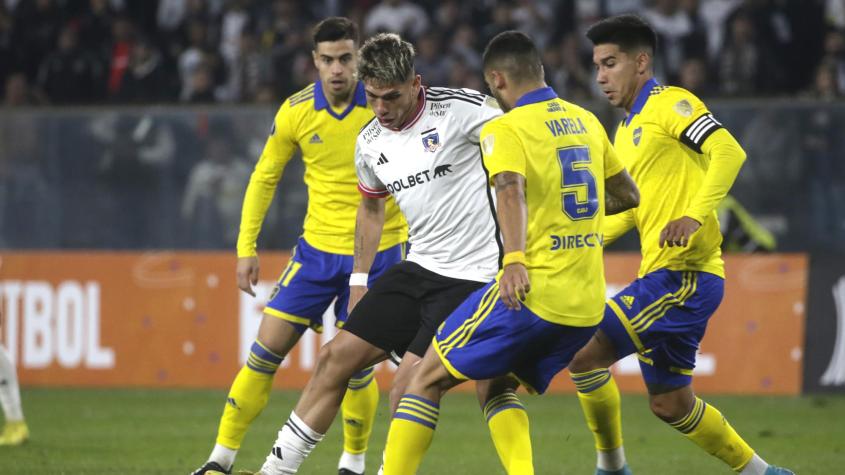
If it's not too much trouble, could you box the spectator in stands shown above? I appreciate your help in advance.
[185,65,217,103]
[77,0,116,58]
[642,0,694,82]
[678,58,714,97]
[114,37,175,103]
[11,0,63,79]
[414,32,449,86]
[37,25,105,104]
[3,72,45,106]
[364,0,429,40]
[823,28,845,95]
[106,15,135,99]
[225,27,274,102]
[718,11,780,96]
[802,58,845,246]
[181,132,250,248]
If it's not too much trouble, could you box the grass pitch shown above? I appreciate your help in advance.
[2,388,842,474]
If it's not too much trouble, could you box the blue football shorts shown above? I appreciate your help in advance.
[601,269,724,388]
[263,236,405,333]
[434,281,597,394]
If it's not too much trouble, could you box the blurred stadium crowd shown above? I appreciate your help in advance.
[0,0,844,253]
[2,0,845,106]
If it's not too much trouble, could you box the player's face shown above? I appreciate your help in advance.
[364,74,421,129]
[593,43,641,110]
[313,39,358,98]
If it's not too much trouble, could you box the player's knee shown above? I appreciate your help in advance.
[568,350,604,374]
[314,340,359,382]
[649,394,688,422]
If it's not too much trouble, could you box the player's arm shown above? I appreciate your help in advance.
[604,169,639,215]
[599,121,639,242]
[349,142,390,312]
[494,171,530,311]
[660,94,746,247]
[235,104,297,295]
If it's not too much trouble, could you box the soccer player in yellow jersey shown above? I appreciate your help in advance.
[381,31,639,475]
[190,18,407,475]
[567,15,793,475]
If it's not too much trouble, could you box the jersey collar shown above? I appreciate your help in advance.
[313,80,367,120]
[515,86,558,107]
[624,77,659,126]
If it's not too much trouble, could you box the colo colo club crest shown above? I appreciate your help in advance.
[421,130,441,152]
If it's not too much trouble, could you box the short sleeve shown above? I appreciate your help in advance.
[480,119,526,185]
[655,89,724,154]
[355,140,389,198]
[463,93,503,144]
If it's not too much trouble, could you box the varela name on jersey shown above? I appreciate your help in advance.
[237,81,407,258]
[481,87,625,327]
[356,86,503,283]
[611,79,736,278]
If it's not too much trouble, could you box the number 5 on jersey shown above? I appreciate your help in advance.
[557,146,598,220]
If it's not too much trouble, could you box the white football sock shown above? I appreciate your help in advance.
[0,345,24,421]
[597,446,627,471]
[338,451,365,474]
[740,454,769,475]
[209,443,237,471]
[260,411,324,474]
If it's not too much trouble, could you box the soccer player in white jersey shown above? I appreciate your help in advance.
[0,307,28,446]
[254,33,535,475]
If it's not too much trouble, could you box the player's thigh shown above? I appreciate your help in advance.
[256,312,303,356]
[405,343,462,395]
[317,329,389,378]
[266,238,348,333]
[638,272,724,391]
[600,269,700,360]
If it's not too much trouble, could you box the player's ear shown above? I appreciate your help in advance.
[636,50,650,75]
[312,50,319,68]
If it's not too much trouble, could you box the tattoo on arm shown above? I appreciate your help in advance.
[605,170,639,216]
[494,172,523,193]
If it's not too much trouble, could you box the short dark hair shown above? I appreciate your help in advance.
[586,14,657,54]
[312,17,359,47]
[359,33,415,86]
[482,31,543,83]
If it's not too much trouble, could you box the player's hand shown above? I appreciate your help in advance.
[236,256,260,296]
[659,216,701,248]
[348,285,368,314]
[499,263,530,311]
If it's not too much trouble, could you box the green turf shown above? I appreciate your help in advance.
[1,388,842,474]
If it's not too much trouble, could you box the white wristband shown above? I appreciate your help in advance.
[349,272,369,287]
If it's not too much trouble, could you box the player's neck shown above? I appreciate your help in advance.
[325,90,353,111]
[511,81,548,106]
[623,74,653,113]
[394,87,424,130]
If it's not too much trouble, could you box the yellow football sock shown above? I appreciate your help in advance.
[669,397,755,472]
[383,394,439,475]
[572,369,624,451]
[216,341,282,449]
[484,392,533,475]
[341,366,379,455]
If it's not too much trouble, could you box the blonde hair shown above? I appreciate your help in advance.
[358,33,416,85]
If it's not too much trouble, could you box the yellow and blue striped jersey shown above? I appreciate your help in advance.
[237,81,407,257]
[480,87,625,327]
[609,78,744,278]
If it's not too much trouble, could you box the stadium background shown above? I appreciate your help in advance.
[0,0,844,473]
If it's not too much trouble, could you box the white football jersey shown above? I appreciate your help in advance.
[356,86,502,282]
